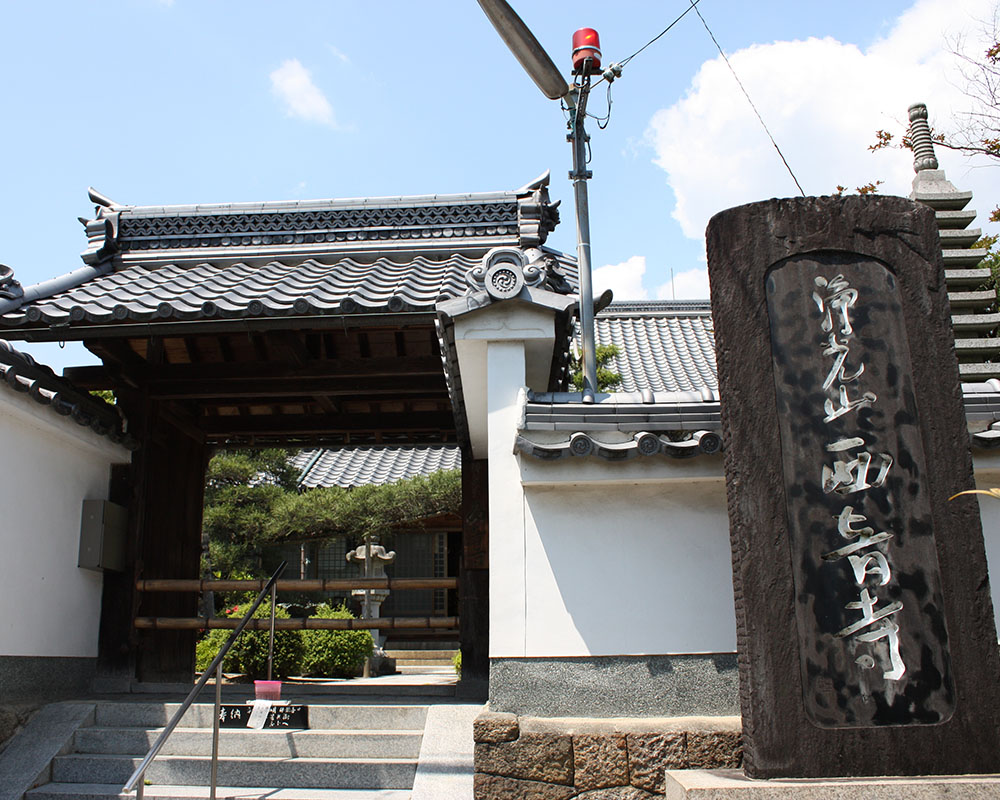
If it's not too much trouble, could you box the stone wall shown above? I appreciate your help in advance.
[0,703,37,754]
[473,711,742,799]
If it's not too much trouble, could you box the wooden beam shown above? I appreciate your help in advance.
[152,356,442,381]
[67,356,444,391]
[136,615,459,631]
[200,410,455,438]
[148,374,446,400]
[63,365,114,389]
[138,577,458,592]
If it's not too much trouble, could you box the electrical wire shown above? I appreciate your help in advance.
[584,0,705,127]
[689,2,806,196]
[619,0,703,69]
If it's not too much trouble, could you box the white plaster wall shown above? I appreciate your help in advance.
[0,390,129,658]
[971,452,1000,640]
[520,478,735,656]
[491,449,1000,659]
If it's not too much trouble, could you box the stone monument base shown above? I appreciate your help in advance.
[665,769,1000,799]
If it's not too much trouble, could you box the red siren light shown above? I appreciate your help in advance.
[572,28,602,74]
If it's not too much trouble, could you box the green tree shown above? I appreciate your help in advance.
[569,344,622,392]
[202,449,296,577]
[267,469,462,545]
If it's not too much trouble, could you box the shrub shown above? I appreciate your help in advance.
[453,650,462,677]
[195,602,304,680]
[301,604,374,678]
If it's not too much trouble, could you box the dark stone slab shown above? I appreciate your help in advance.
[0,656,96,702]
[489,654,738,717]
[707,195,1000,778]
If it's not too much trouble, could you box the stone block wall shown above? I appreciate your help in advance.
[473,711,742,799]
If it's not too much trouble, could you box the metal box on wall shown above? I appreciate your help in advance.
[78,499,127,572]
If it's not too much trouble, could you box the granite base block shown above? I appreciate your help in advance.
[474,710,742,799]
[664,770,1000,799]
[490,655,739,718]
[0,656,96,703]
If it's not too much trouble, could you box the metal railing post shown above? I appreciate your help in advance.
[122,560,287,796]
[267,581,276,681]
[211,661,221,800]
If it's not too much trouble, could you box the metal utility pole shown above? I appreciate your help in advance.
[565,78,597,399]
[478,0,613,400]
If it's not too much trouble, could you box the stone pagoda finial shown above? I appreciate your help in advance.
[908,103,939,172]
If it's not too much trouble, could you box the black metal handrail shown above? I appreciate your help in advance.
[122,560,288,798]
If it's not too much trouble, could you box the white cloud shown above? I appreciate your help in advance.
[592,255,649,300]
[270,59,339,129]
[656,268,710,301]
[646,0,998,246]
[327,44,351,64]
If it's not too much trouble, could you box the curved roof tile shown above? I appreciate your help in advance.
[291,445,460,489]
[592,301,716,393]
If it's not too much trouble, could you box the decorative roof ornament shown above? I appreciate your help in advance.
[465,246,570,300]
[908,103,939,172]
[0,265,23,302]
[80,187,124,266]
[515,171,560,248]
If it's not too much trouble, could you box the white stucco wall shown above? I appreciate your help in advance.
[970,451,1000,640]
[453,300,1000,662]
[0,389,129,658]
[520,475,734,656]
[496,446,1000,658]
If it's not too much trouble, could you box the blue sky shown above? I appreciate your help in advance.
[1,0,995,372]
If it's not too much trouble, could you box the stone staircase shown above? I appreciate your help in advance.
[384,650,458,672]
[25,699,428,799]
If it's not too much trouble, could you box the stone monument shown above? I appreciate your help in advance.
[706,193,1000,778]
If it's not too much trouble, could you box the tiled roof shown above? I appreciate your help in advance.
[0,175,572,333]
[0,340,136,448]
[0,255,476,328]
[592,301,716,393]
[291,445,460,488]
[80,176,560,268]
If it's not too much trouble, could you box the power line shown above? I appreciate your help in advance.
[619,0,703,68]
[689,2,806,196]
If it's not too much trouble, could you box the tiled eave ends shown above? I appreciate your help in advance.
[518,383,1000,461]
[0,340,136,448]
[516,430,722,461]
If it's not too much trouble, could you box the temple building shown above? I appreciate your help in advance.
[2,103,1000,796]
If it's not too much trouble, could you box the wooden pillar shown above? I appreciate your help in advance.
[458,449,489,698]
[104,384,208,685]
[95,462,137,683]
[135,400,207,683]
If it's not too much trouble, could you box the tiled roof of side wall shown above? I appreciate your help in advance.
[592,301,716,393]
[0,340,136,448]
[290,445,460,489]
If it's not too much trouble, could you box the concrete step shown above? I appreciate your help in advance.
[95,703,428,731]
[128,681,455,698]
[27,784,411,799]
[384,650,457,667]
[74,727,423,758]
[51,754,417,789]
